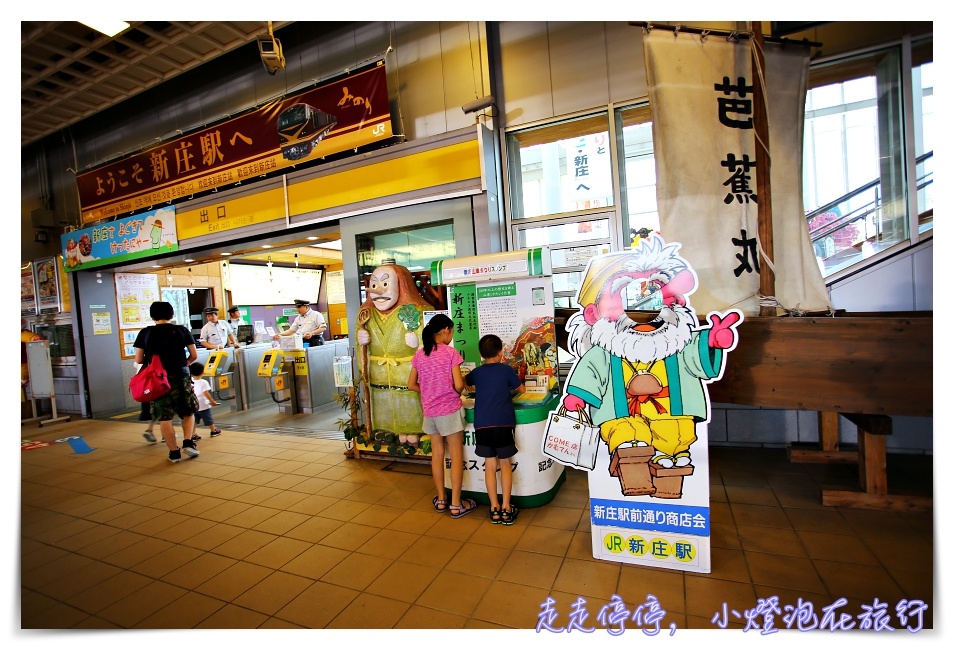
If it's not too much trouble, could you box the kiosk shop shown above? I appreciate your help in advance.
[431,248,565,507]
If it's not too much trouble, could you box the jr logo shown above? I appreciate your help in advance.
[603,533,624,553]
[372,124,386,136]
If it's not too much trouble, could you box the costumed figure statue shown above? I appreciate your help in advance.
[561,234,742,498]
[356,263,431,450]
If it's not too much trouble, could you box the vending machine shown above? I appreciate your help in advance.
[430,247,565,508]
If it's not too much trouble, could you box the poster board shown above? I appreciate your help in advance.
[326,269,346,304]
[114,273,160,329]
[21,263,37,316]
[34,257,61,314]
[435,249,557,379]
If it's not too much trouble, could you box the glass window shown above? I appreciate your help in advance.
[507,114,614,219]
[912,40,933,234]
[514,217,612,307]
[355,221,456,303]
[515,218,611,248]
[615,103,659,248]
[803,47,907,277]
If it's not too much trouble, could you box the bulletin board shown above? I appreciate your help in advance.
[115,272,159,359]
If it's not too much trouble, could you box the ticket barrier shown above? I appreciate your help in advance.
[203,351,235,401]
[257,350,296,414]
[288,341,345,414]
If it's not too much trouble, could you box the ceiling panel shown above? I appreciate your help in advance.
[21,20,292,147]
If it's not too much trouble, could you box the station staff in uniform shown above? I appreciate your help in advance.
[273,299,326,344]
[199,307,239,349]
[226,306,246,328]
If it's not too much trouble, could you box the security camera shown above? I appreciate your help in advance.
[462,95,496,115]
[258,37,286,75]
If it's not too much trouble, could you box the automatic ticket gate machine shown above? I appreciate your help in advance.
[203,351,235,402]
[257,350,296,414]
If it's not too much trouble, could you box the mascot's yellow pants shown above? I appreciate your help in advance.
[600,415,697,461]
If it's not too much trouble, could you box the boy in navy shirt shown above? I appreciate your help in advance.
[465,334,526,524]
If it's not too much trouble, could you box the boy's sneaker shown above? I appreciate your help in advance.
[182,439,200,458]
[210,429,222,437]
[168,448,182,463]
[191,433,202,442]
[143,431,157,444]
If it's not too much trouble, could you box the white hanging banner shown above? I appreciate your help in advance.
[644,29,831,316]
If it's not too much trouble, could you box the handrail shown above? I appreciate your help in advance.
[805,151,933,246]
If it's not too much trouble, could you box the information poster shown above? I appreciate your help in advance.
[21,263,37,316]
[92,313,112,335]
[34,257,61,314]
[121,330,140,359]
[326,270,346,304]
[453,279,557,381]
[115,273,161,329]
[333,356,353,387]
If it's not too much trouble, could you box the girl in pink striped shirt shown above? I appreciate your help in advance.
[408,313,477,519]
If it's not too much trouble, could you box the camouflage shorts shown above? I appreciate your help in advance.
[150,375,199,421]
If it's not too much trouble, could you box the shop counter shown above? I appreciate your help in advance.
[458,392,565,508]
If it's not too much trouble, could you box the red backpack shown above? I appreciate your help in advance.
[129,335,172,402]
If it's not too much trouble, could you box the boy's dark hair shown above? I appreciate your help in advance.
[150,301,174,321]
[189,362,205,377]
[478,334,503,360]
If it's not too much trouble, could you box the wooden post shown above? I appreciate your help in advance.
[751,21,777,317]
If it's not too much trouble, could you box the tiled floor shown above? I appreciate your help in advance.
[20,410,934,631]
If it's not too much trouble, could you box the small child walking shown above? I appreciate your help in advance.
[465,334,526,524]
[408,313,477,519]
[189,362,221,440]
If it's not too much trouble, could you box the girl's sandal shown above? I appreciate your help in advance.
[500,505,519,526]
[432,496,449,513]
[490,508,502,524]
[449,498,478,519]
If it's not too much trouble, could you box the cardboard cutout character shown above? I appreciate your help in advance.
[555,234,742,498]
[356,264,431,445]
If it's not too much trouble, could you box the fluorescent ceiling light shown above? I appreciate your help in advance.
[79,20,130,37]
[311,239,342,250]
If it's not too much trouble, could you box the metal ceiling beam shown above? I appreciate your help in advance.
[21,21,294,148]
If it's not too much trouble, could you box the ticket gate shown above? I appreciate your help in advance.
[287,343,341,414]
[257,350,296,414]
[203,351,235,401]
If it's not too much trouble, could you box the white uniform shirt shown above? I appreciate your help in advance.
[286,308,325,337]
[227,317,247,328]
[199,320,233,347]
[192,376,213,411]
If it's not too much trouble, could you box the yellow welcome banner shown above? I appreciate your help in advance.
[288,140,480,214]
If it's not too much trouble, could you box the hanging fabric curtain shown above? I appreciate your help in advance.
[643,28,831,316]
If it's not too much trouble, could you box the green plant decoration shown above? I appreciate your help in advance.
[397,304,421,331]
[334,389,428,458]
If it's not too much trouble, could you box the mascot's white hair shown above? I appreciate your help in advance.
[615,235,688,288]
[567,235,696,360]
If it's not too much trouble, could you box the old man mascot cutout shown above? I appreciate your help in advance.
[553,234,742,502]
[356,263,431,454]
